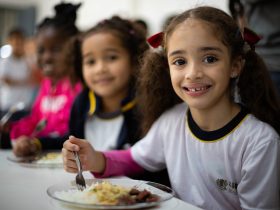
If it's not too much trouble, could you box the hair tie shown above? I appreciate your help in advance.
[147,32,164,48]
[243,27,261,51]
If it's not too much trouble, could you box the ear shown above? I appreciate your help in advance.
[230,56,243,78]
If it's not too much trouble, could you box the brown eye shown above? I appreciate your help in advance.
[106,54,118,61]
[204,56,218,63]
[83,58,95,66]
[173,58,186,66]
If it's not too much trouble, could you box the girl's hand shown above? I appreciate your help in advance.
[12,136,39,157]
[62,136,106,174]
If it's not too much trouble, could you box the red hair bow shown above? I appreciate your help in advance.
[147,32,164,48]
[243,27,262,49]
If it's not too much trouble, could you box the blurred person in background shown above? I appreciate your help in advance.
[65,15,170,186]
[24,36,44,101]
[0,28,35,120]
[234,0,280,96]
[10,2,82,157]
[229,0,246,29]
[0,28,37,149]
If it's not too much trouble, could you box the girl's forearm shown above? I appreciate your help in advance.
[92,149,144,178]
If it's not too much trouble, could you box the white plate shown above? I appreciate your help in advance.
[47,178,175,209]
[7,151,63,168]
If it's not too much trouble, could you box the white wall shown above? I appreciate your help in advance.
[0,0,229,35]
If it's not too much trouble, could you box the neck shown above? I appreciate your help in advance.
[101,90,128,113]
[190,101,240,131]
[50,75,65,87]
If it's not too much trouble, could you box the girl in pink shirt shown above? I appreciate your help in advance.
[11,3,82,157]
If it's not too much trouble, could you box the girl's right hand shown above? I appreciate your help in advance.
[62,136,106,174]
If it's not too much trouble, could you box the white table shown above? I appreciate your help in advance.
[0,149,202,210]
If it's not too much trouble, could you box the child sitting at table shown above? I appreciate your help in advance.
[68,16,148,151]
[62,6,280,210]
[65,16,170,185]
[10,2,82,157]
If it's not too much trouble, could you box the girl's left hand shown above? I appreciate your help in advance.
[12,136,40,157]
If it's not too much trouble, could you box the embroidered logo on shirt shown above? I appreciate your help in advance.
[216,178,238,194]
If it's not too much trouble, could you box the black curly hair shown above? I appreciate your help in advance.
[37,2,81,37]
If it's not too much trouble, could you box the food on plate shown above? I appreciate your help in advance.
[55,181,159,205]
[36,152,62,164]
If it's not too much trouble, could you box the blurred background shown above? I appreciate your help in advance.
[0,0,228,46]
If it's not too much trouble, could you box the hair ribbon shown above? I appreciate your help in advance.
[243,27,261,51]
[148,28,261,52]
[147,32,164,48]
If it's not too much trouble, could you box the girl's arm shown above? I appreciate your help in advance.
[10,84,43,140]
[92,149,145,178]
[62,136,144,176]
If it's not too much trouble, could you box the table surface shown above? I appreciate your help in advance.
[0,149,202,210]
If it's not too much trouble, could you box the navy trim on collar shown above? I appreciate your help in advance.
[188,106,248,141]
[88,90,136,116]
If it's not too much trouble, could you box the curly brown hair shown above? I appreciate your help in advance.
[138,6,280,134]
[136,50,182,135]
[68,16,149,91]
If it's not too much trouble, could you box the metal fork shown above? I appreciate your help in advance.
[73,151,86,191]
[30,119,47,138]
[0,102,25,126]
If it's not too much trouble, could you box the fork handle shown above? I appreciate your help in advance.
[73,151,82,172]
[0,112,12,126]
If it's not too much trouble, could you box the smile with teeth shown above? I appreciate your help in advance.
[184,85,210,92]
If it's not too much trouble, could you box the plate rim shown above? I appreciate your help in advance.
[7,151,63,168]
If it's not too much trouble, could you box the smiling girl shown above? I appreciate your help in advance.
[67,16,149,150]
[10,3,82,157]
[62,6,280,210]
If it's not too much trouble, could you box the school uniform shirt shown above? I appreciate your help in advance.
[78,89,172,186]
[131,103,280,210]
[69,88,141,150]
[85,113,124,151]
[10,77,82,149]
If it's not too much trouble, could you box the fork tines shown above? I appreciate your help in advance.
[73,151,86,191]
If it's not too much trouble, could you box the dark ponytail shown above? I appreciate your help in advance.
[238,50,280,133]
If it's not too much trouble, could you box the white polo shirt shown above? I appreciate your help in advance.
[132,103,280,210]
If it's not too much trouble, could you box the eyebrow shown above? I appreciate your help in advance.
[82,48,119,58]
[82,52,92,59]
[168,46,223,57]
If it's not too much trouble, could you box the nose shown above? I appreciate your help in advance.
[184,62,202,80]
[94,60,107,73]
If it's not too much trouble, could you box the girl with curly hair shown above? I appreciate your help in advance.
[62,6,280,209]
